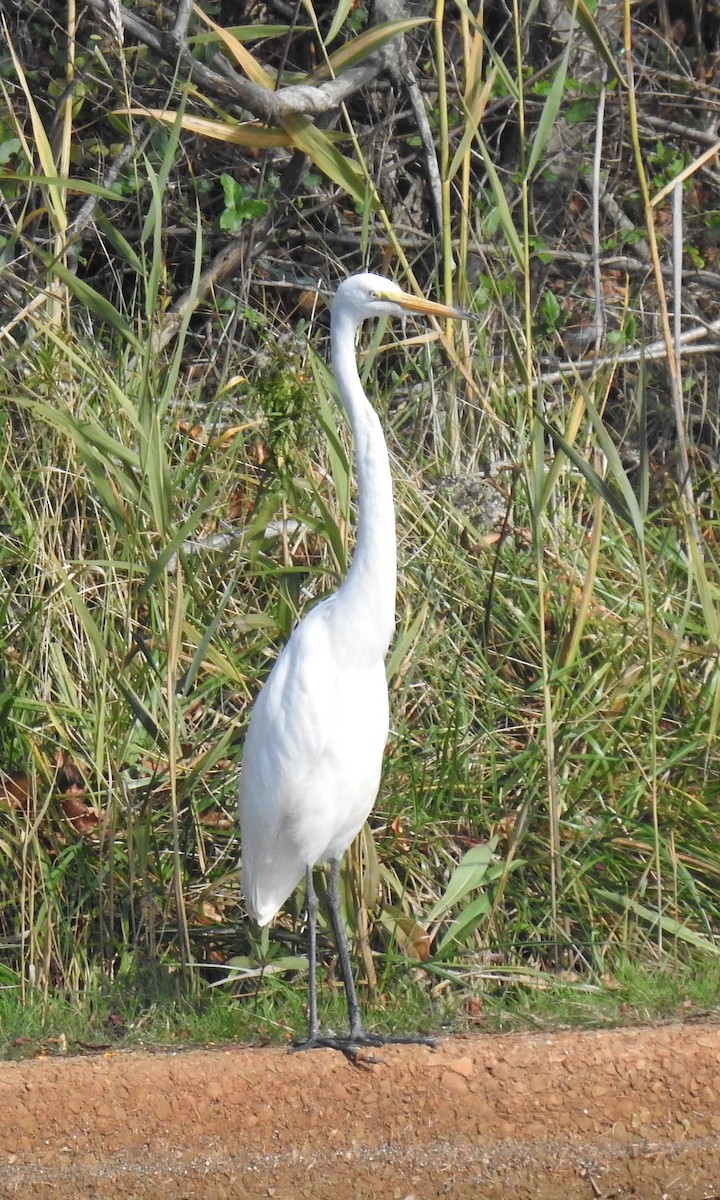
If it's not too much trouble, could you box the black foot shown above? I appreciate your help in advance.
[291,1031,436,1064]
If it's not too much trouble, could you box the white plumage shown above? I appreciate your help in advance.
[240,595,390,925]
[238,272,469,1052]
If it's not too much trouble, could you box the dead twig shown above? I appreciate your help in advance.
[82,0,395,122]
[531,314,720,392]
[378,0,443,235]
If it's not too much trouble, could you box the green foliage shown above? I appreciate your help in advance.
[648,140,692,191]
[219,174,267,232]
[1,0,720,1043]
[535,289,565,334]
[2,956,718,1056]
[565,98,596,124]
[252,369,317,473]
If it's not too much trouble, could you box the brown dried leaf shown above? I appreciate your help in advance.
[55,750,86,789]
[199,808,232,829]
[0,769,31,811]
[198,901,225,925]
[382,908,432,961]
[60,786,100,836]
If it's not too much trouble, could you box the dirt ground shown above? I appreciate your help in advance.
[2,1023,720,1199]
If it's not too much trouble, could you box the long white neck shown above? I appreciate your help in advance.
[330,308,396,657]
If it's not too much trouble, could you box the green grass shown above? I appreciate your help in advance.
[3,242,720,1012]
[2,955,718,1060]
[2,0,720,1045]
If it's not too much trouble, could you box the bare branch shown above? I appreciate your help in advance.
[531,314,720,392]
[173,0,194,41]
[82,0,392,122]
[376,0,443,235]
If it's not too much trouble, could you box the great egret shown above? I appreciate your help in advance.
[239,272,470,1053]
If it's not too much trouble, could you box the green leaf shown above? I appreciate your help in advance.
[537,289,563,331]
[224,955,309,978]
[141,480,223,600]
[584,392,644,540]
[57,573,107,662]
[434,894,490,957]
[10,396,140,471]
[387,600,429,683]
[189,24,302,47]
[0,138,22,165]
[476,134,524,268]
[221,172,240,208]
[535,407,634,530]
[597,889,720,955]
[43,259,142,352]
[220,209,239,232]
[424,839,499,924]
[311,346,352,516]
[116,682,166,747]
[526,55,571,180]
[324,0,356,45]
[95,213,144,274]
[566,98,596,124]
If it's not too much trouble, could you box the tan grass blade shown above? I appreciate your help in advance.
[123,109,291,148]
[1,23,66,236]
[192,3,275,88]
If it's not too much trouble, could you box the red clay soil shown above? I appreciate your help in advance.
[2,1023,720,1199]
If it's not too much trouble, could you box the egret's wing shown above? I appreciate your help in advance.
[239,602,338,920]
[241,603,337,801]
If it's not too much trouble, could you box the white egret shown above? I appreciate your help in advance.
[239,272,470,1053]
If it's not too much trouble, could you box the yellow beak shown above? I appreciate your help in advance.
[388,289,472,321]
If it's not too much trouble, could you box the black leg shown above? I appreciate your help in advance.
[291,866,320,1049]
[326,856,365,1039]
[291,855,437,1061]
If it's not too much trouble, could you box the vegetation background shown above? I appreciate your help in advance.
[2,0,720,1047]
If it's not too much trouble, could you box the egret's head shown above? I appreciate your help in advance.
[332,272,470,326]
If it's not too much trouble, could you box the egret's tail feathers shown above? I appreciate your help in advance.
[246,892,282,927]
[241,856,305,927]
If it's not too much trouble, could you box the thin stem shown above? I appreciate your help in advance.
[167,561,191,970]
[512,0,563,951]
